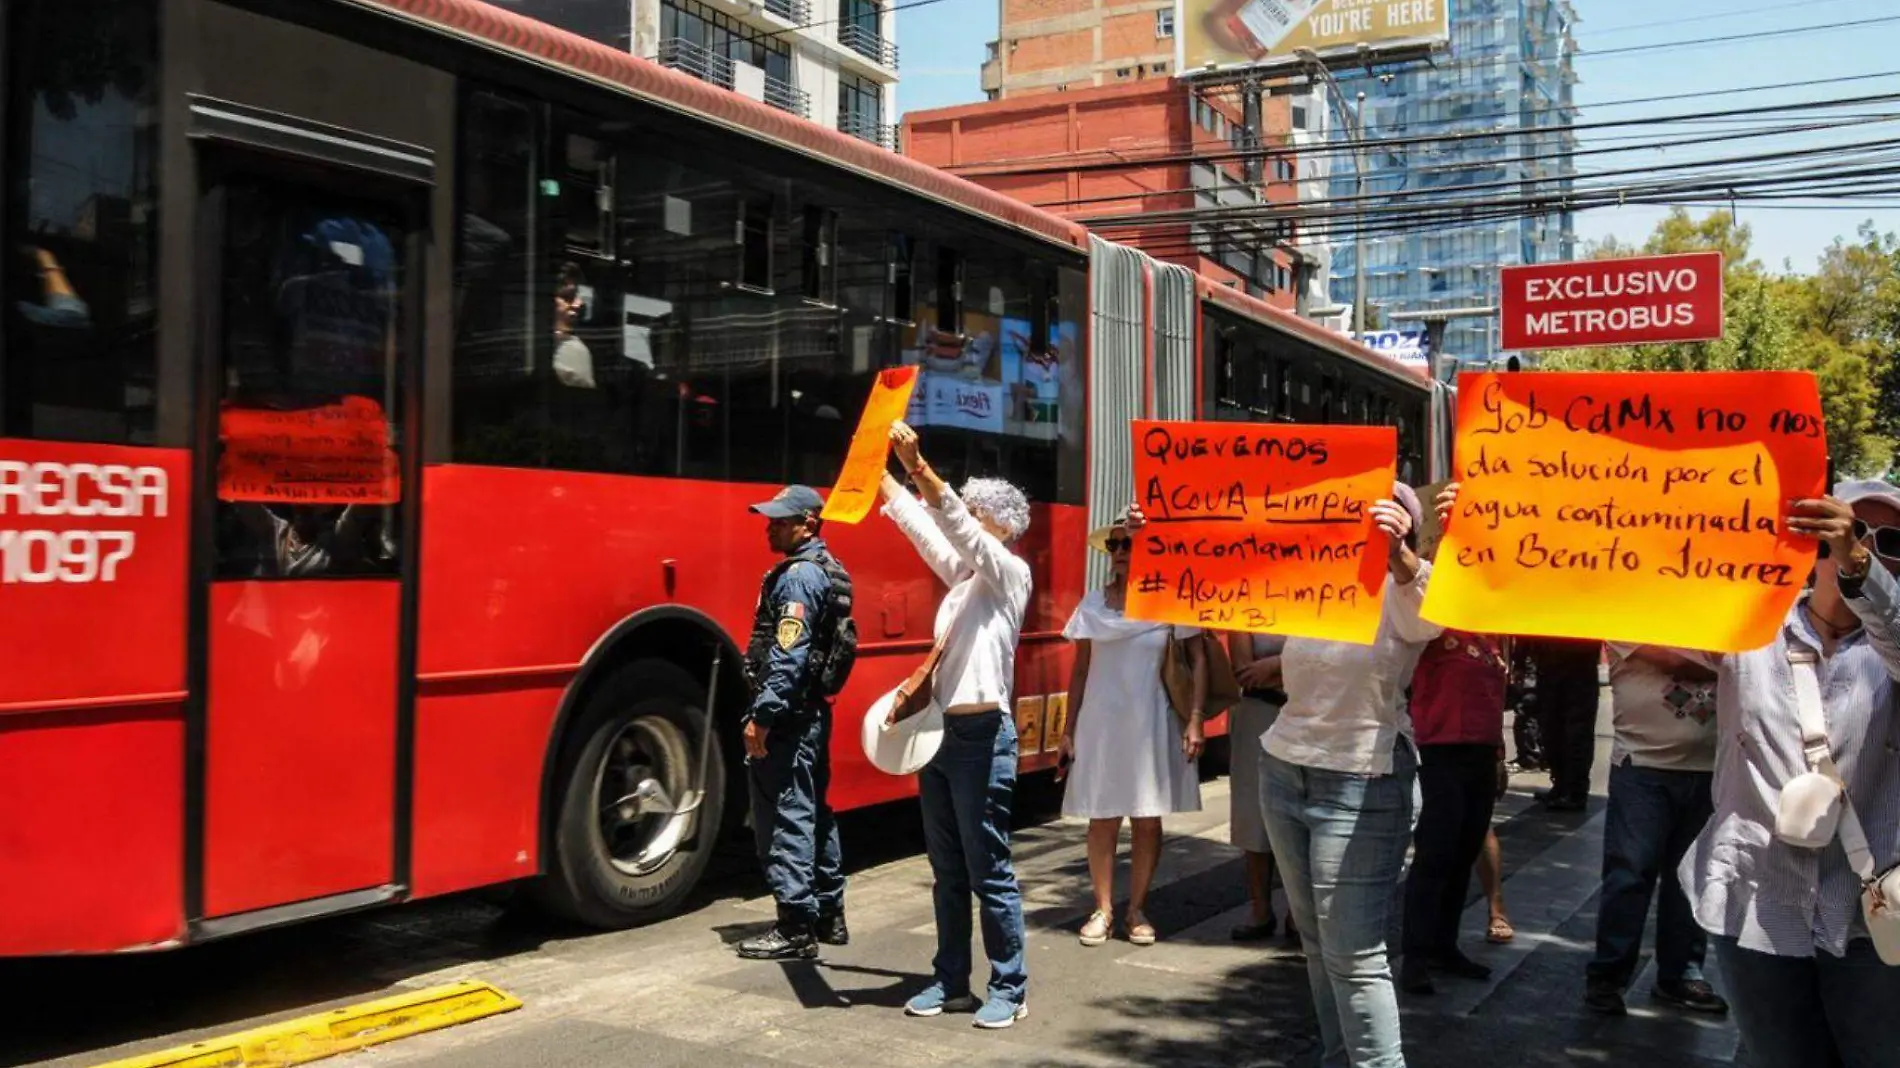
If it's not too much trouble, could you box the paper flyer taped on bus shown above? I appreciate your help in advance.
[822,366,920,524]
[1423,371,1828,652]
[1126,419,1397,643]
[217,396,401,505]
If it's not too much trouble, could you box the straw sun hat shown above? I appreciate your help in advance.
[1087,513,1134,554]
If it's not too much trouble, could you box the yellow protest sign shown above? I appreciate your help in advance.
[1422,371,1828,653]
[1126,420,1397,643]
[821,367,920,524]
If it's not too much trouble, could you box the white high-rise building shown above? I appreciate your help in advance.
[494,0,900,149]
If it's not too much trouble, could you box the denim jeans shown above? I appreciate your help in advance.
[919,710,1027,1004]
[1586,761,1711,987]
[1402,744,1498,959]
[747,709,845,929]
[1715,936,1900,1068]
[1262,741,1417,1068]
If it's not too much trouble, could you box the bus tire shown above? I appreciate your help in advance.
[533,659,727,929]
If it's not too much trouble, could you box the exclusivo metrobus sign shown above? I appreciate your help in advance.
[1500,251,1726,351]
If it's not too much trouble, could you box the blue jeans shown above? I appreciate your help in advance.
[747,709,844,929]
[919,710,1027,1005]
[1715,936,1900,1068]
[1587,761,1711,987]
[1262,741,1417,1068]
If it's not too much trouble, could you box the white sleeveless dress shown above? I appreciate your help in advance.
[1061,590,1203,819]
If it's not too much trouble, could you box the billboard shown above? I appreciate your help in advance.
[1178,0,1449,77]
[1499,252,1726,351]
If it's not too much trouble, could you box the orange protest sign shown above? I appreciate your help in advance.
[217,396,400,505]
[1126,420,1397,643]
[821,366,920,524]
[1422,371,1828,653]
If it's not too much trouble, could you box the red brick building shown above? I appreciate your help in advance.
[903,80,1301,309]
[980,0,1178,98]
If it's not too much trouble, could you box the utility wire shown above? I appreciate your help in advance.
[1583,15,1900,59]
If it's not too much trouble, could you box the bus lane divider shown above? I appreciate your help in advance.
[1422,370,1828,652]
[88,980,522,1068]
[821,366,920,524]
[1125,419,1398,644]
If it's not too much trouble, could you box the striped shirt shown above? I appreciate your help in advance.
[1678,563,1900,959]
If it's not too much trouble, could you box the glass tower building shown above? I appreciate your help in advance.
[1325,0,1579,363]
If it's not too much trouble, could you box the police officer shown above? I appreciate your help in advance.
[739,485,850,960]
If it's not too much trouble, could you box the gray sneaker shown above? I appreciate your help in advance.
[973,997,1028,1030]
[905,984,979,1018]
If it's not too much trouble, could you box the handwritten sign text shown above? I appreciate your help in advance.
[1421,371,1827,652]
[1127,420,1397,643]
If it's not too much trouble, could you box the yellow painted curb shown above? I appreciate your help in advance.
[90,980,523,1068]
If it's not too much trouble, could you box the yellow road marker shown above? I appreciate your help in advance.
[90,980,522,1068]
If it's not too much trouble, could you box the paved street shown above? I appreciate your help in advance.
[7,693,1742,1068]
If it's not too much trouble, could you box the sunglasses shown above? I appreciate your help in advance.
[1104,536,1132,552]
[1853,519,1900,562]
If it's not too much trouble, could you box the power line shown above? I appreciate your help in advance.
[1582,15,1900,59]
[1584,0,1859,38]
[1021,114,1900,212]
[945,90,1900,180]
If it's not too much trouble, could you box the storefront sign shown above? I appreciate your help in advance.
[1422,371,1827,652]
[1500,252,1725,350]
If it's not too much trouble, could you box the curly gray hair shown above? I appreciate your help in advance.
[961,477,1031,543]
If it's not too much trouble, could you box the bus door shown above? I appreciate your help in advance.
[188,108,430,926]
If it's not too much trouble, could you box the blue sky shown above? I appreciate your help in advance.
[896,0,1900,272]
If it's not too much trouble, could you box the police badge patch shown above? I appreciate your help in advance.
[777,603,807,651]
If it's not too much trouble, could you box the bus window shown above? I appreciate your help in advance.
[889,233,915,326]
[2,0,159,444]
[451,91,544,467]
[935,246,962,334]
[211,182,406,579]
[737,195,773,293]
[801,206,838,307]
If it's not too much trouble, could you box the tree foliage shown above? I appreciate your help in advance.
[1538,209,1900,477]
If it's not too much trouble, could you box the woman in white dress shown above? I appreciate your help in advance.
[1058,515,1206,947]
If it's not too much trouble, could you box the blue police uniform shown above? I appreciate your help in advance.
[745,529,847,939]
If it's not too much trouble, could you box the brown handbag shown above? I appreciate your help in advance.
[1161,631,1243,726]
[889,637,948,725]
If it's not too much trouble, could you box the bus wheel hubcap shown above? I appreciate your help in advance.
[595,714,693,878]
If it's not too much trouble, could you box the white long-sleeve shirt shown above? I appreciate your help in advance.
[1263,562,1442,775]
[882,485,1032,714]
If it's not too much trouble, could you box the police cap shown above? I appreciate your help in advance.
[749,484,825,519]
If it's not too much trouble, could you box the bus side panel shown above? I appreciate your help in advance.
[410,682,562,899]
[0,441,190,953]
[0,710,186,954]
[409,466,1086,897]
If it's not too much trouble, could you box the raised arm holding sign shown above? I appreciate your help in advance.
[1422,371,1828,652]
[1125,420,1400,644]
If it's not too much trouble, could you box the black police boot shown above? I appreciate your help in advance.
[816,909,850,947]
[738,924,818,961]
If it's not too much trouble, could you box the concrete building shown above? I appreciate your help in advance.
[1324,0,1579,360]
[981,0,1177,99]
[904,80,1301,310]
[493,0,900,148]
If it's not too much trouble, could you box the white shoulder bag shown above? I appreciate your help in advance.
[1785,648,1900,965]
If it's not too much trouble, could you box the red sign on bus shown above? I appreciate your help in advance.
[1500,251,1725,351]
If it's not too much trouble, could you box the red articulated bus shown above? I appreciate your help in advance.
[0,0,1436,955]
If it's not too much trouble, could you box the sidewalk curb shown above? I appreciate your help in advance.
[87,980,521,1068]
